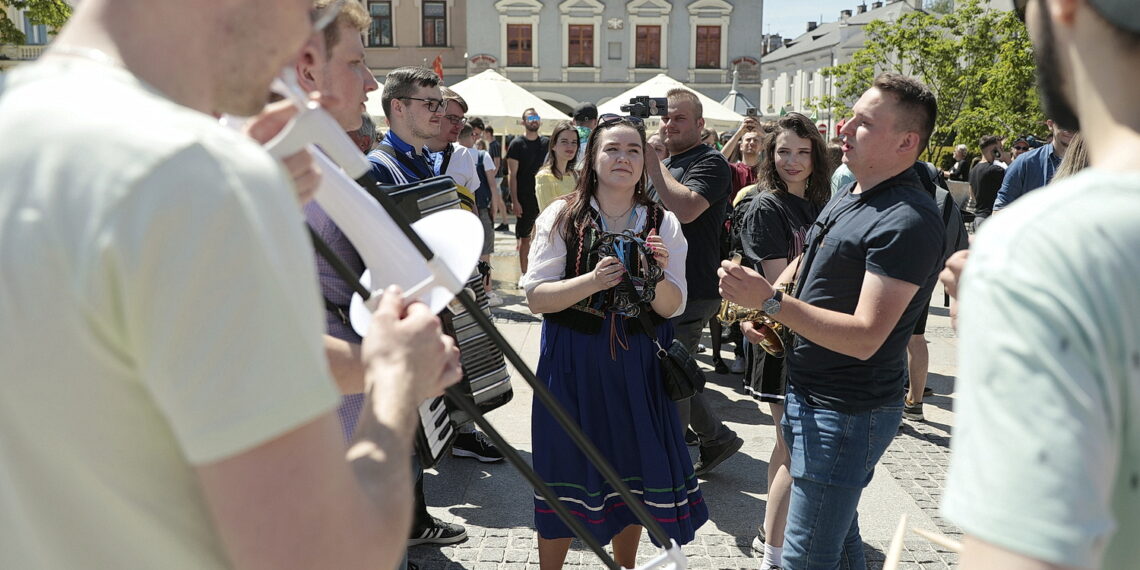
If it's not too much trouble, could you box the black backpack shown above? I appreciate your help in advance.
[913,162,969,263]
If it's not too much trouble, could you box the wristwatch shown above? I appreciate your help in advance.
[762,289,783,316]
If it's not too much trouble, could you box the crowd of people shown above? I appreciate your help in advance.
[1,0,1136,569]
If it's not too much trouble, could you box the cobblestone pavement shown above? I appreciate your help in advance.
[405,229,962,569]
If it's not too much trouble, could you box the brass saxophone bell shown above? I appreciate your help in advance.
[717,253,795,358]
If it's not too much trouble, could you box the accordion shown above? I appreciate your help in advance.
[384,177,514,468]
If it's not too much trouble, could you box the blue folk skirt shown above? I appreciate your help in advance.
[531,312,708,546]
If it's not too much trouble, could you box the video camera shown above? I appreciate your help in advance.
[620,96,668,118]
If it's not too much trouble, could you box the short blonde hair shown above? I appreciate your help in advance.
[314,0,369,57]
[666,88,703,120]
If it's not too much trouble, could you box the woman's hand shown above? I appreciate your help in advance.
[591,256,625,292]
[646,228,669,270]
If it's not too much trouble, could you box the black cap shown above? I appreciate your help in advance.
[572,103,598,122]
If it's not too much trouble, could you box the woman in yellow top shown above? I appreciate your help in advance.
[535,121,580,212]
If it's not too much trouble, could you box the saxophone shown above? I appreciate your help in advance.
[717,255,796,358]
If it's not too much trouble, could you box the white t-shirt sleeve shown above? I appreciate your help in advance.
[520,200,568,294]
[942,212,1120,567]
[111,143,338,465]
[658,210,688,317]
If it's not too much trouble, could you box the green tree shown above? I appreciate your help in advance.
[818,0,1044,165]
[926,0,955,15]
[1,0,72,46]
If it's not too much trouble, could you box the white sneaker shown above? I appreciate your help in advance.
[486,291,504,307]
[730,358,746,374]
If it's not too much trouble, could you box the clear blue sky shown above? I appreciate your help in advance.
[764,0,870,40]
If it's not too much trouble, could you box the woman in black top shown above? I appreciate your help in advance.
[737,112,833,569]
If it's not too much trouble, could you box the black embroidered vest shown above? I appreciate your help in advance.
[544,205,668,335]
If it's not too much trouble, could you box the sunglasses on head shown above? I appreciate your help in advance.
[599,113,646,129]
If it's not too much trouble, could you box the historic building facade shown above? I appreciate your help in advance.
[463,0,763,114]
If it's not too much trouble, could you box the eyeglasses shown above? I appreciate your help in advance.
[443,114,467,126]
[399,97,445,113]
[599,113,646,129]
[1013,0,1028,23]
[311,0,344,33]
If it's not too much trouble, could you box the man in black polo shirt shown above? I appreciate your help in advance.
[719,74,944,568]
[646,88,743,476]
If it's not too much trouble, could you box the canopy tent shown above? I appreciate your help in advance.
[719,70,757,116]
[596,74,744,133]
[365,69,571,136]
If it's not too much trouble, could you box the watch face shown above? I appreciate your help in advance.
[763,297,781,315]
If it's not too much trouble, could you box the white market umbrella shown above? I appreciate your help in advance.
[597,73,744,133]
[366,69,570,136]
[450,69,571,135]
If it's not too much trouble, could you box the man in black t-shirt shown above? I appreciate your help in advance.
[720,74,944,569]
[507,107,548,274]
[646,88,743,477]
[968,134,1006,227]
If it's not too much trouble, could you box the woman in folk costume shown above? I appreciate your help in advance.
[521,115,706,569]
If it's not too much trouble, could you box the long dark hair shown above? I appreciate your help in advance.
[543,121,579,180]
[554,117,654,238]
[757,113,833,207]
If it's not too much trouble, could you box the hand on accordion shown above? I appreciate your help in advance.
[361,285,463,403]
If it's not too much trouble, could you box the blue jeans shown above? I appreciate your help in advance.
[780,386,903,570]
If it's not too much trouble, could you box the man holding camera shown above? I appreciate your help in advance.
[645,88,744,476]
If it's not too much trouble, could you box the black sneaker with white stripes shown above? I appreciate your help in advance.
[408,516,467,546]
[451,431,505,463]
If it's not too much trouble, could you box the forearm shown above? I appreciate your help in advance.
[323,335,364,395]
[770,297,888,360]
[526,274,601,314]
[646,162,708,223]
[346,368,421,567]
[722,130,743,159]
[649,279,682,318]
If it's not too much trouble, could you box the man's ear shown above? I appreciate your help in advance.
[898,131,922,156]
[295,40,321,92]
[696,116,706,132]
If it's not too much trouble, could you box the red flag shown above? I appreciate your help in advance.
[431,55,444,80]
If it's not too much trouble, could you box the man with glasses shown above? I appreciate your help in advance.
[424,87,507,464]
[507,107,547,274]
[942,0,1140,567]
[0,1,463,569]
[365,67,472,550]
[994,118,1076,211]
[368,67,444,184]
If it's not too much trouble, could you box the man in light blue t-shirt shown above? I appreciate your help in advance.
[992,118,1075,211]
[941,0,1140,568]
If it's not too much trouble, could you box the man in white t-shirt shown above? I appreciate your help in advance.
[941,0,1140,568]
[0,1,461,569]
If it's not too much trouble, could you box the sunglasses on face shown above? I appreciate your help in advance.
[400,97,445,113]
[525,115,541,122]
[1014,145,1029,151]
